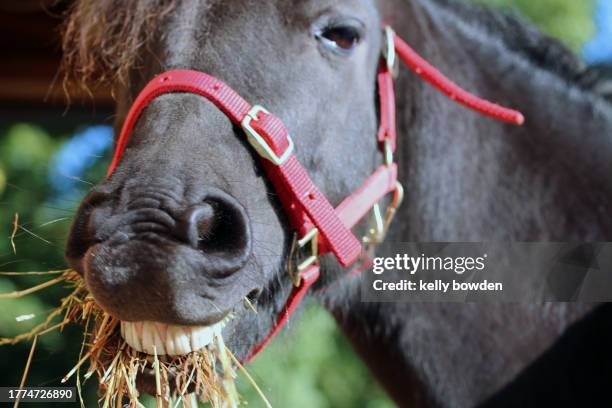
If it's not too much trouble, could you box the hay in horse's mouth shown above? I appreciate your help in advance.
[0,270,270,408]
[120,318,229,356]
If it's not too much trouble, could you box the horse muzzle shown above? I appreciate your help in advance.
[65,182,261,336]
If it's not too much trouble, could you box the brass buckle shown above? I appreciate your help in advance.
[241,105,294,165]
[382,26,398,76]
[287,228,319,287]
[384,139,393,167]
[364,182,404,245]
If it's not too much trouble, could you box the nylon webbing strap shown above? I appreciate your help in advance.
[107,69,361,267]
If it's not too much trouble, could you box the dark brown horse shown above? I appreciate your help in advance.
[63,0,612,405]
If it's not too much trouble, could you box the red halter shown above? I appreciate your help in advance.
[106,27,523,362]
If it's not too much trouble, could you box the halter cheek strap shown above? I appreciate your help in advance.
[106,27,524,362]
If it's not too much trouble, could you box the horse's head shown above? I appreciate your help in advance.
[65,0,383,362]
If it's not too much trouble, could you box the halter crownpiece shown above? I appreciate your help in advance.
[106,26,524,362]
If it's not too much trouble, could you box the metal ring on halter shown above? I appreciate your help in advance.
[383,26,396,71]
[384,139,393,167]
[382,26,399,78]
[383,182,404,233]
[364,181,404,245]
[297,228,319,271]
[287,228,319,287]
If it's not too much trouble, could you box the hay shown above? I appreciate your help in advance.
[10,213,18,255]
[13,335,37,408]
[0,275,67,300]
[0,270,266,408]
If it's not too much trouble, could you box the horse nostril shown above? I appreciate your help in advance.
[175,192,252,273]
[177,204,215,247]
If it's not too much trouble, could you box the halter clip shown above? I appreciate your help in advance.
[383,26,398,76]
[364,181,404,245]
[287,228,319,287]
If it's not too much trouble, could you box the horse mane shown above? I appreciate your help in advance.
[61,0,177,89]
[429,0,612,101]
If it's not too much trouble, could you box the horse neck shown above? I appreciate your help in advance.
[385,0,612,242]
[321,1,612,405]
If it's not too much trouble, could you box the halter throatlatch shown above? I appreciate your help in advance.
[106,26,524,362]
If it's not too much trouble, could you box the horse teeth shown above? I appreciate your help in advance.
[141,322,157,354]
[124,321,141,351]
[190,326,214,350]
[164,329,176,355]
[174,330,191,355]
[120,318,227,356]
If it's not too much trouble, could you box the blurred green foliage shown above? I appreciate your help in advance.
[238,305,394,408]
[0,1,597,406]
[0,123,100,407]
[474,0,595,50]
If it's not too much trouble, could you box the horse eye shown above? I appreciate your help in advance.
[318,25,361,52]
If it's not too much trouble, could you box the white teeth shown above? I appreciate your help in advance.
[120,322,142,351]
[173,326,191,355]
[190,325,215,350]
[120,318,227,356]
[141,322,158,354]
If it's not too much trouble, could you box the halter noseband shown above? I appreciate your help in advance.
[106,27,523,362]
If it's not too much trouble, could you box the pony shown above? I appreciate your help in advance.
[62,0,612,405]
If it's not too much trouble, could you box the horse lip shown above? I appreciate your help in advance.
[120,317,230,356]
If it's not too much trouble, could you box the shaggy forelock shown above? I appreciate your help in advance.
[61,0,178,88]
